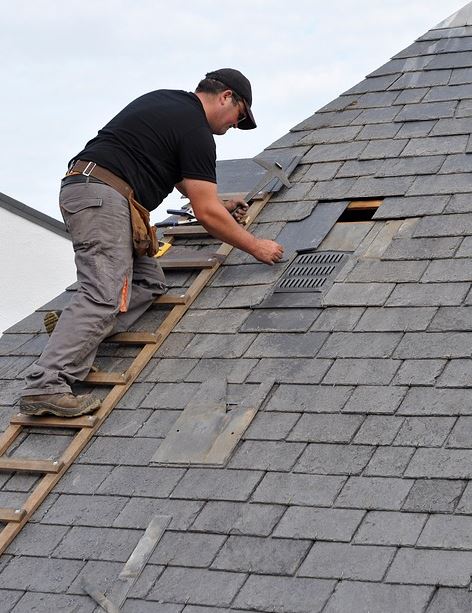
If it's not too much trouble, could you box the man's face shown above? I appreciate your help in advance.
[211,91,246,135]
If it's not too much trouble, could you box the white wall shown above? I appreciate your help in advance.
[0,208,75,334]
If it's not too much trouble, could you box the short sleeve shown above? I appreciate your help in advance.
[179,126,217,183]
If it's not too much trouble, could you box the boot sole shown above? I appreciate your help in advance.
[20,399,101,418]
[43,311,59,336]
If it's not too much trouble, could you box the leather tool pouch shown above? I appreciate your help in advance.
[129,196,159,257]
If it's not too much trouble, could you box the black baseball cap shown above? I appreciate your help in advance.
[205,68,256,130]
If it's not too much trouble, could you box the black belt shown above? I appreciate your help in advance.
[61,175,106,187]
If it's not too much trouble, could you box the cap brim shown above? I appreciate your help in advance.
[238,100,257,130]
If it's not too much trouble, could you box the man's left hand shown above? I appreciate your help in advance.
[223,198,249,223]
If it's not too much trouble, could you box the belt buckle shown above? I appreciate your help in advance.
[82,162,96,177]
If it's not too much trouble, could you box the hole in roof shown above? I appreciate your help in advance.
[337,199,383,222]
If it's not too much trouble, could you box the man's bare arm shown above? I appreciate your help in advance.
[179,178,283,265]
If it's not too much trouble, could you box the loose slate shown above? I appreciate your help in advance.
[152,378,274,466]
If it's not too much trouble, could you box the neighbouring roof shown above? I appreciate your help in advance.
[3,3,472,611]
[0,192,70,241]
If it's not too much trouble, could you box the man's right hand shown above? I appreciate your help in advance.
[251,239,284,265]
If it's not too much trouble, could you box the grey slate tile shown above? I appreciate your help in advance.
[0,556,84,592]
[0,591,22,612]
[269,181,314,202]
[437,360,472,388]
[423,258,472,282]
[352,107,403,125]
[386,282,470,306]
[97,408,152,436]
[323,282,395,307]
[299,542,395,581]
[212,264,284,287]
[307,178,356,200]
[149,567,246,607]
[319,331,402,358]
[357,123,401,139]
[383,237,460,260]
[113,497,202,530]
[288,414,363,443]
[252,472,345,506]
[184,358,257,384]
[291,109,363,131]
[396,120,437,138]
[405,448,472,479]
[233,575,335,613]
[244,332,328,358]
[447,416,472,447]
[137,409,179,438]
[12,593,95,613]
[418,515,472,550]
[393,359,445,386]
[358,139,408,160]
[386,548,472,586]
[394,332,472,359]
[297,125,362,145]
[375,155,446,178]
[244,411,300,440]
[191,287,229,309]
[364,447,416,477]
[355,306,436,331]
[171,468,263,501]
[0,356,35,379]
[301,161,343,181]
[294,443,374,475]
[403,479,466,513]
[42,493,128,527]
[354,91,400,108]
[402,135,467,156]
[265,129,311,149]
[124,601,182,613]
[424,52,472,70]
[323,359,401,385]
[394,416,455,447]
[52,465,112,495]
[313,307,364,332]
[150,531,225,567]
[395,101,457,123]
[335,476,413,510]
[256,200,315,223]
[78,436,158,465]
[347,175,415,198]
[228,440,305,471]
[456,482,472,513]
[266,384,353,413]
[346,260,429,283]
[68,559,123,595]
[440,153,472,174]
[398,387,472,416]
[390,70,451,89]
[302,141,367,164]
[211,535,310,575]
[457,235,472,256]
[53,526,142,562]
[425,83,472,102]
[246,358,332,384]
[336,159,382,178]
[354,510,426,546]
[97,466,184,497]
[174,309,249,333]
[5,523,68,556]
[427,588,472,613]
[323,582,433,613]
[180,333,256,359]
[192,501,284,536]
[344,74,402,94]
[219,284,272,308]
[273,506,364,541]
[342,385,407,414]
[240,308,320,332]
[408,173,472,196]
[353,416,404,445]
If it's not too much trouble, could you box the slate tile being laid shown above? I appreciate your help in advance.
[386,282,470,307]
[149,567,246,607]
[364,447,416,477]
[192,501,284,537]
[211,535,311,575]
[353,510,426,546]
[266,384,353,413]
[233,574,336,613]
[273,506,364,541]
[392,359,445,386]
[252,472,345,506]
[323,582,433,613]
[246,358,332,385]
[255,200,316,223]
[299,542,395,581]
[294,443,374,475]
[386,548,472,587]
[335,476,413,510]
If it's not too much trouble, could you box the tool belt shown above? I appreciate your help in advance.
[65,160,158,257]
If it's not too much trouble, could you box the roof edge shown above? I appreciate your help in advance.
[432,1,472,29]
[0,191,70,240]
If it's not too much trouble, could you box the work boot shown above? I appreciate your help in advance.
[19,393,101,417]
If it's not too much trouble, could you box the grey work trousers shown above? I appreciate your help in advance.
[23,181,166,395]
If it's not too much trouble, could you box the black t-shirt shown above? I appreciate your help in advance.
[72,90,216,211]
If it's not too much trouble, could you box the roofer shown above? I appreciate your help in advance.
[19,68,284,418]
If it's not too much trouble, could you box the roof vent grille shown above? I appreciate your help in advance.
[275,250,348,293]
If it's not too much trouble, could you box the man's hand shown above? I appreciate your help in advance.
[223,198,249,223]
[251,238,284,265]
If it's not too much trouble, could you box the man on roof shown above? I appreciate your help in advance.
[20,68,284,418]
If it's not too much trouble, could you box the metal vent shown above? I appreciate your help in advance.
[275,250,348,293]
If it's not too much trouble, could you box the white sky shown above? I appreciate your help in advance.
[0,0,466,224]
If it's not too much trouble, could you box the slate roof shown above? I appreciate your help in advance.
[3,4,472,612]
[0,192,70,241]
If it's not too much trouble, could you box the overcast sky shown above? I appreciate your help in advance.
[0,0,466,223]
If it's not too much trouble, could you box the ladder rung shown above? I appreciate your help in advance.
[163,225,209,237]
[106,332,160,345]
[0,458,63,473]
[154,293,189,305]
[0,507,26,522]
[85,372,128,385]
[160,256,220,270]
[11,414,98,429]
